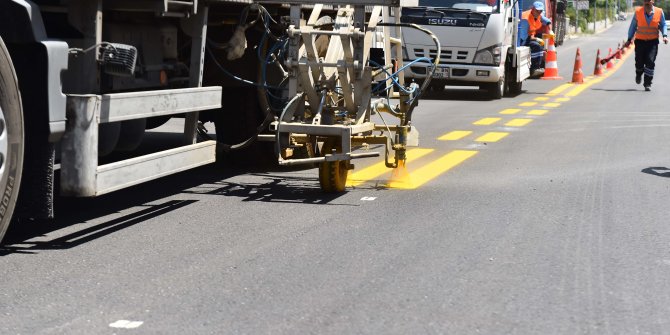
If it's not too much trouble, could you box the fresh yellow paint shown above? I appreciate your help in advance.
[438,130,472,141]
[473,117,501,125]
[547,83,574,96]
[499,108,522,115]
[527,109,549,115]
[534,97,550,101]
[519,102,537,107]
[505,118,533,127]
[389,150,478,189]
[554,97,570,102]
[347,148,433,187]
[543,102,561,108]
[475,132,509,142]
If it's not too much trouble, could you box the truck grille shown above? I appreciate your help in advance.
[412,47,471,62]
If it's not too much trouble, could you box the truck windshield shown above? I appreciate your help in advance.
[417,0,500,13]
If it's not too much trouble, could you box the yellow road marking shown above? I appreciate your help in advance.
[475,132,509,142]
[438,130,472,141]
[519,102,537,107]
[547,83,574,96]
[554,97,570,102]
[505,118,533,127]
[527,109,549,115]
[347,148,433,187]
[534,97,550,101]
[390,150,478,189]
[473,117,501,125]
[500,108,522,115]
[543,102,561,108]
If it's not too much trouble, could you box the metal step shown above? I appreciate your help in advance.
[61,87,222,197]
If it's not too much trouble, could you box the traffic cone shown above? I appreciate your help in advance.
[615,44,622,59]
[571,48,584,84]
[606,48,614,69]
[541,33,562,80]
[594,49,604,76]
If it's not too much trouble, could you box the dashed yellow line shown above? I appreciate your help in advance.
[391,150,478,189]
[534,97,550,101]
[500,108,522,115]
[473,117,501,125]
[475,132,509,142]
[505,118,533,127]
[519,102,537,107]
[347,148,433,187]
[438,130,472,141]
[554,97,570,102]
[527,109,549,115]
[543,102,561,108]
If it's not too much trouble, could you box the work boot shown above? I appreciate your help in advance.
[635,73,642,84]
[644,85,651,91]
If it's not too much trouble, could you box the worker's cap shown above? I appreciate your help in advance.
[532,1,544,11]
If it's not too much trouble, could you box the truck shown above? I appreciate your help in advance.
[399,0,531,99]
[0,0,430,243]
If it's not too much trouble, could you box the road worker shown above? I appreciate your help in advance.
[626,0,668,91]
[519,1,553,74]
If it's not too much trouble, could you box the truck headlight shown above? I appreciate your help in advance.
[474,45,502,66]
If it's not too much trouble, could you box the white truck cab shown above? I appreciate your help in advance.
[400,0,531,98]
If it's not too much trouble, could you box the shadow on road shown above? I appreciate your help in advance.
[591,88,640,92]
[1,162,357,255]
[182,173,353,205]
[641,167,670,178]
[0,200,197,256]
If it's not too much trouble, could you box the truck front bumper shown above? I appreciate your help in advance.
[404,62,504,85]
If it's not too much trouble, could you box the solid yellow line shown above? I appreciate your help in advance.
[547,83,574,96]
[519,102,537,107]
[543,102,561,108]
[347,148,434,187]
[473,117,501,125]
[505,118,533,127]
[499,108,522,115]
[391,150,478,189]
[438,130,472,141]
[527,109,549,115]
[475,132,509,142]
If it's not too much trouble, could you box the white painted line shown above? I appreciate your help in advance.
[109,320,144,329]
[360,197,377,201]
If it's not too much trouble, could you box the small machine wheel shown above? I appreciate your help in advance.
[318,138,349,193]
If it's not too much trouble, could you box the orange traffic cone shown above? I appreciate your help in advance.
[606,48,614,69]
[541,33,562,80]
[571,48,584,84]
[615,44,622,59]
[594,49,604,76]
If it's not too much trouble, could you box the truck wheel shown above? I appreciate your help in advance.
[508,80,523,95]
[485,77,505,99]
[0,37,25,243]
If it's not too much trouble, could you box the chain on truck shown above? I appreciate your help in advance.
[0,0,437,243]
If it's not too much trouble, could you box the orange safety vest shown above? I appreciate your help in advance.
[522,10,544,38]
[634,7,662,40]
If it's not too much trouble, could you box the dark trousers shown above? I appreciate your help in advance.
[528,40,544,71]
[634,39,659,86]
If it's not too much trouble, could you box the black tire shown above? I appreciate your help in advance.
[0,37,25,243]
[508,80,523,95]
[484,77,504,99]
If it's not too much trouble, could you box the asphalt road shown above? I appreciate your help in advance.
[3,20,670,334]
